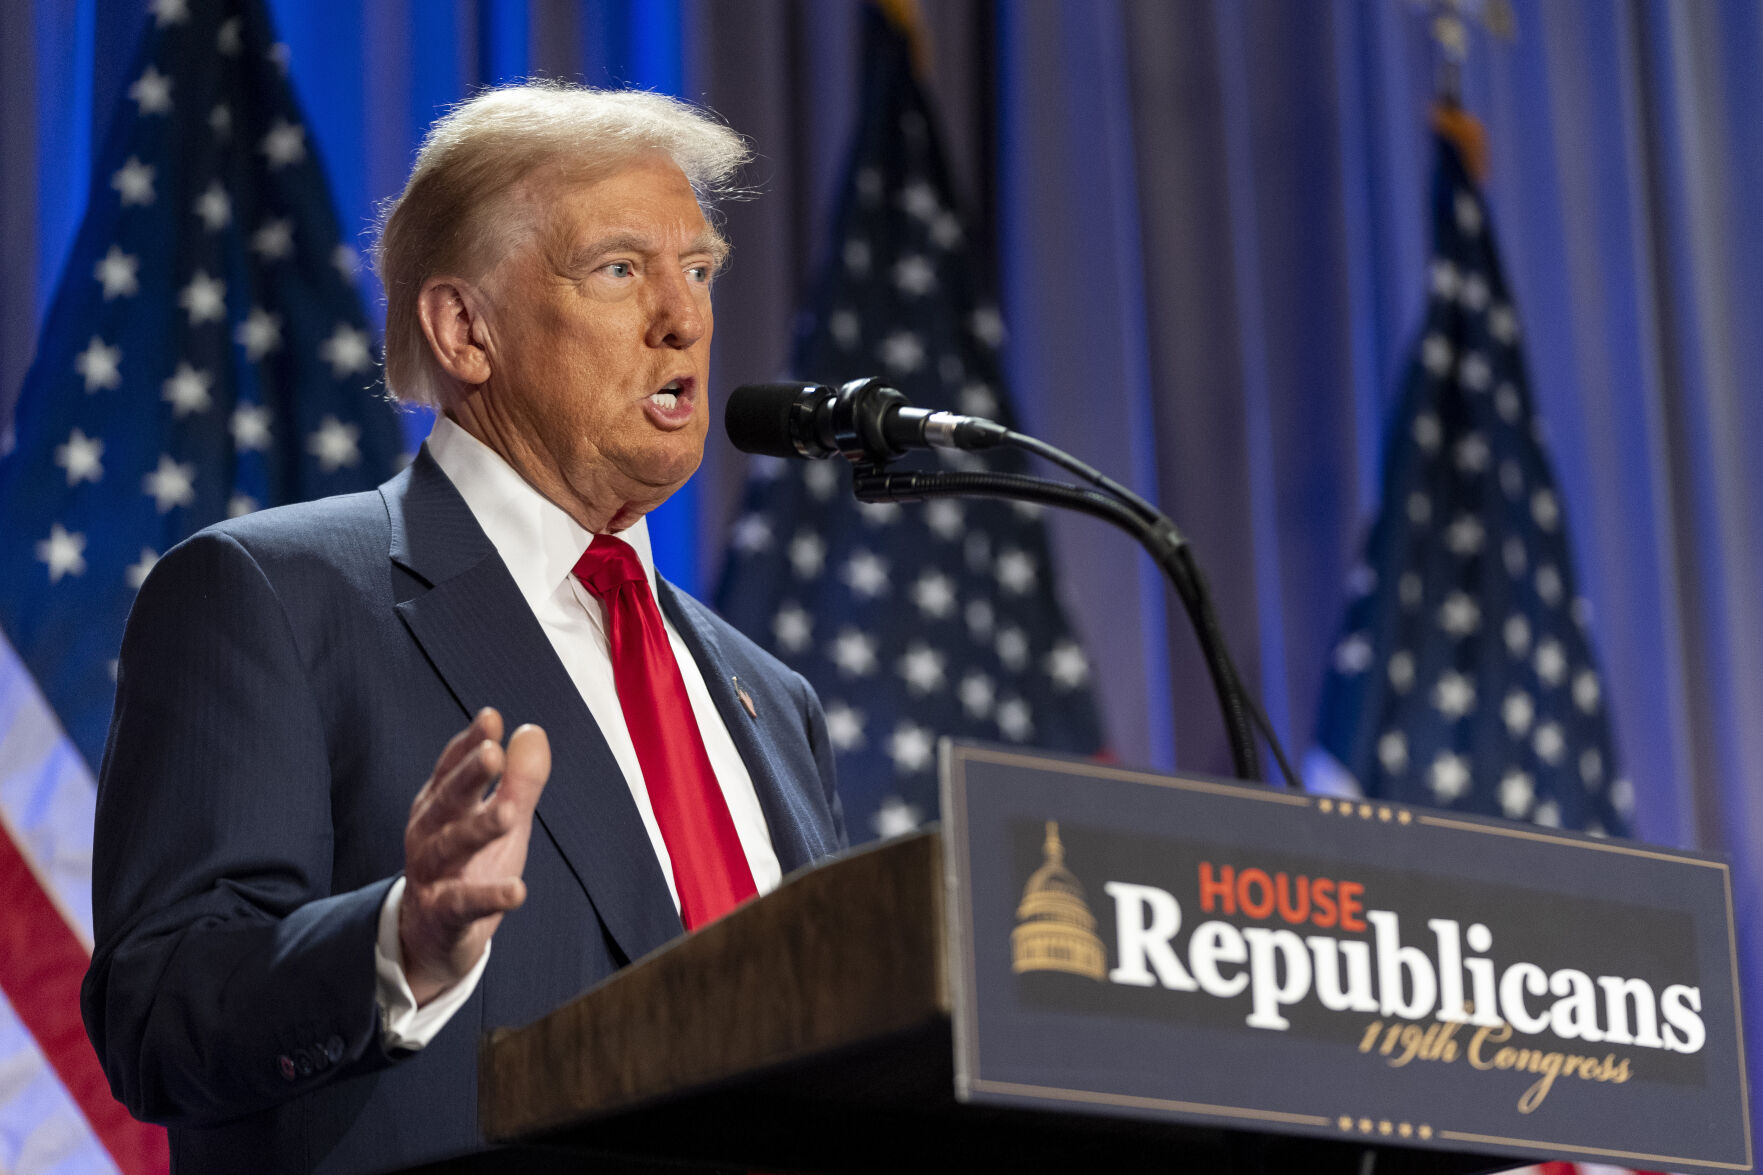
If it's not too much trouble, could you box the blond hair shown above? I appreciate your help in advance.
[373,82,750,407]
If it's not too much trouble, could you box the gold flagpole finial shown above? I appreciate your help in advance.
[1406,0,1514,183]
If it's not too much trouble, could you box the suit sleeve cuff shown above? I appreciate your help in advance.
[373,875,489,1051]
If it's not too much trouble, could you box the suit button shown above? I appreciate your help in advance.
[294,1049,315,1077]
[278,1054,297,1082]
[323,1035,344,1065]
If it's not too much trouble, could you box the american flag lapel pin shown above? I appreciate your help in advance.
[732,675,757,719]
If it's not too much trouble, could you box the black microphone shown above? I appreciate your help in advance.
[724,378,1008,463]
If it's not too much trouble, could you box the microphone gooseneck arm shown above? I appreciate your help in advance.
[851,462,1298,789]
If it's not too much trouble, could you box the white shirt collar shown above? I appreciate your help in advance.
[425,413,660,608]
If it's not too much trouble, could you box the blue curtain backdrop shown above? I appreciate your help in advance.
[4,0,1760,1131]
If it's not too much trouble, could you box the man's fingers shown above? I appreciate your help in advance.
[497,724,551,810]
[428,708,502,785]
[428,876,527,926]
[413,796,519,880]
[413,709,502,822]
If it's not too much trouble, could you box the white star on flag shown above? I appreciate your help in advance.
[319,324,373,377]
[1454,190,1482,234]
[179,270,226,325]
[969,305,1006,348]
[1045,640,1090,690]
[878,330,924,373]
[36,524,87,582]
[1573,670,1601,714]
[125,548,160,590]
[111,157,156,206]
[1498,769,1534,818]
[958,671,995,719]
[1502,689,1535,737]
[1534,639,1567,686]
[216,15,242,53]
[892,255,936,296]
[1387,649,1415,692]
[1432,671,1476,719]
[788,532,826,579]
[840,550,890,599]
[1533,721,1566,765]
[193,180,231,230]
[333,243,361,279]
[129,65,173,115]
[996,696,1034,741]
[996,626,1029,671]
[957,382,998,417]
[150,0,189,25]
[54,429,104,485]
[236,307,283,359]
[209,103,232,140]
[1333,632,1372,674]
[824,701,865,751]
[251,217,293,259]
[995,547,1037,594]
[74,336,122,392]
[1428,752,1471,803]
[142,454,196,512]
[924,498,964,539]
[307,416,361,472]
[771,602,812,653]
[162,362,213,416]
[1444,514,1484,556]
[94,245,139,298]
[1438,591,1480,636]
[829,628,878,677]
[897,643,945,694]
[887,720,935,773]
[829,310,860,349]
[259,120,306,169]
[1503,613,1532,656]
[870,795,924,838]
[730,514,772,553]
[1377,730,1408,774]
[897,179,939,221]
[228,494,259,518]
[909,570,956,618]
[802,461,838,500]
[231,403,273,451]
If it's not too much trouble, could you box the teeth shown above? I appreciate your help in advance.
[651,392,678,409]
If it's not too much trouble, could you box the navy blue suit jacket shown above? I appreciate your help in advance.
[81,448,846,1173]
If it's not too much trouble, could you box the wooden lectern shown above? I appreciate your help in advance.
[475,829,1502,1174]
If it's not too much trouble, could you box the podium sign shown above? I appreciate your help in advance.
[942,742,1752,1174]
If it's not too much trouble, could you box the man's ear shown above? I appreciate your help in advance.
[416,277,493,387]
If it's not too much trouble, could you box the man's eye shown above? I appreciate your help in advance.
[686,264,712,284]
[604,262,633,279]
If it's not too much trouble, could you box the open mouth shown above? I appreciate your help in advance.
[645,377,696,425]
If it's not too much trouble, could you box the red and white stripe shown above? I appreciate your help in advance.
[0,633,166,1173]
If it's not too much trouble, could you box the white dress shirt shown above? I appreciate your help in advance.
[375,415,782,1048]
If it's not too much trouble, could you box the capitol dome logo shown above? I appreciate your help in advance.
[1011,821,1106,980]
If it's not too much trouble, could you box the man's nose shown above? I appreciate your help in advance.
[646,270,707,349]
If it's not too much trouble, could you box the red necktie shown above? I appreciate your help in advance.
[573,534,757,929]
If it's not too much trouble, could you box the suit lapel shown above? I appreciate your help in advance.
[657,580,830,875]
[383,450,683,965]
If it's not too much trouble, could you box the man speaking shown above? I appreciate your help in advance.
[81,83,846,1173]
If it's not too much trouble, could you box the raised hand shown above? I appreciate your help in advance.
[399,708,551,1005]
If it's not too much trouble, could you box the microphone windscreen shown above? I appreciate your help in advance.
[724,382,822,458]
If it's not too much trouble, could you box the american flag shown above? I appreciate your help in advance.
[0,0,404,1169]
[715,7,1104,842]
[1311,132,1634,840]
